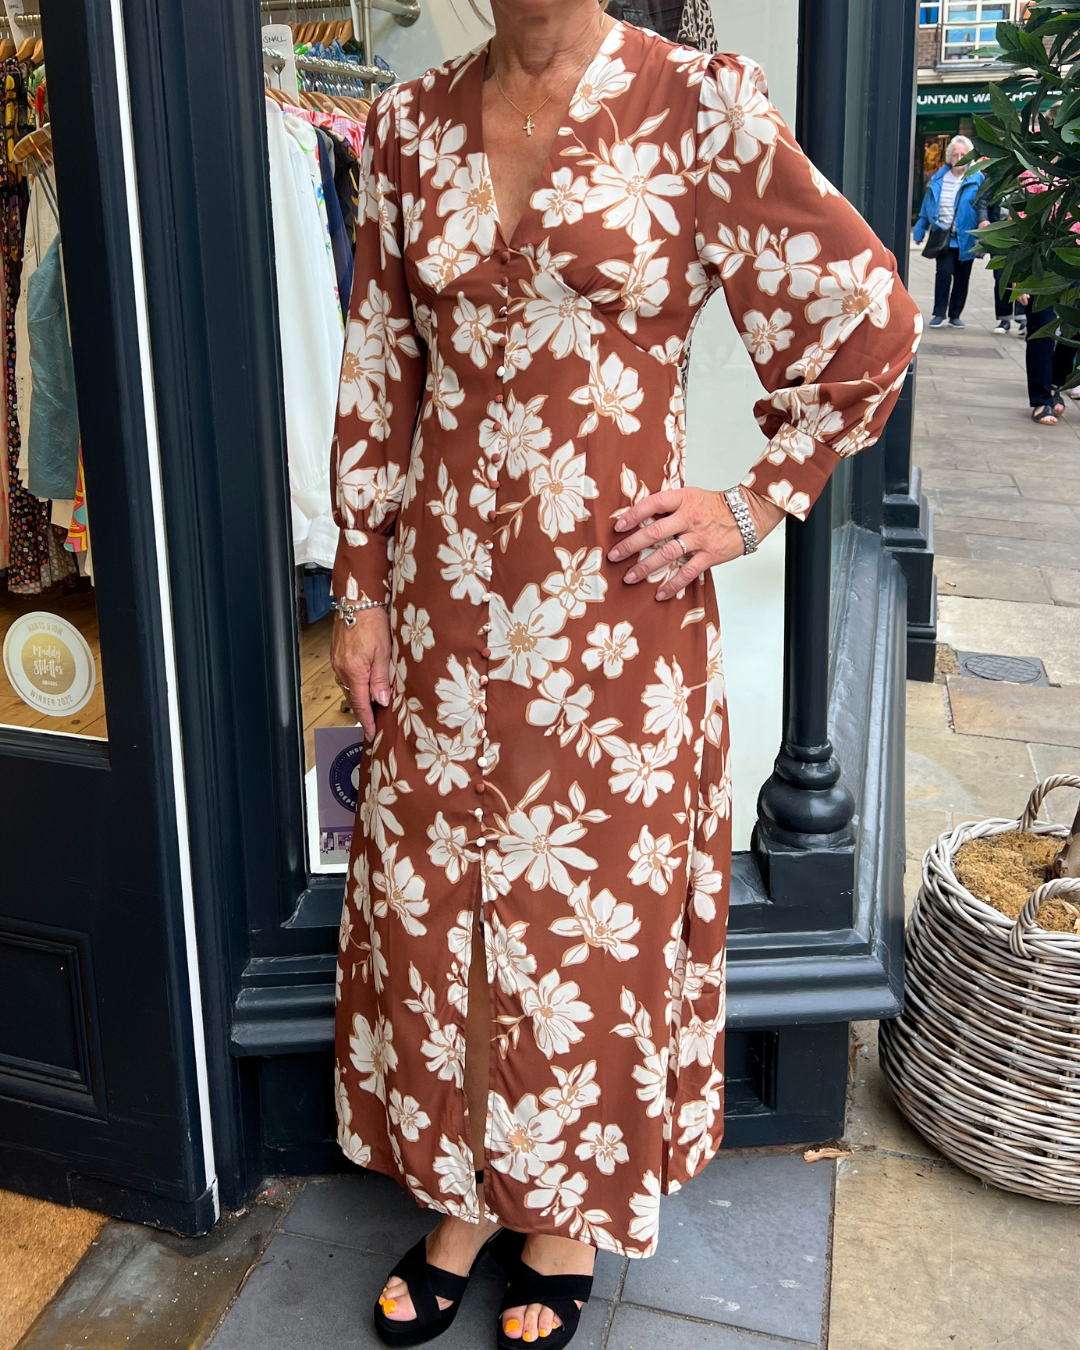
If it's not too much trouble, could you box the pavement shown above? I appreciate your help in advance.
[10,245,1080,1350]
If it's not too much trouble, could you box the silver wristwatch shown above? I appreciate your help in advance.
[330,596,387,629]
[723,486,759,556]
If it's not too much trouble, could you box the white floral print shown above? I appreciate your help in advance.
[333,20,919,1259]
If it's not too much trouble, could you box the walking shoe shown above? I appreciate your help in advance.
[929,316,945,327]
[1017,319,1027,335]
[992,320,1010,334]
[949,318,965,328]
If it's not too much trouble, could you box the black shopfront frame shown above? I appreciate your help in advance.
[0,0,923,1232]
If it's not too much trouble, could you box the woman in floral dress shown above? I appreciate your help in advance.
[330,2,920,1345]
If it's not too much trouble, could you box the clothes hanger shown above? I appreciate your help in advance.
[16,37,36,63]
[0,40,15,61]
[32,39,43,65]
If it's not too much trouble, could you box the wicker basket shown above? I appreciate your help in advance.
[879,775,1080,1203]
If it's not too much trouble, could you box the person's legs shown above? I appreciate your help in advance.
[933,250,954,320]
[947,256,973,321]
[378,905,499,1323]
[1052,337,1076,391]
[993,269,1012,330]
[994,269,1013,320]
[1026,304,1058,410]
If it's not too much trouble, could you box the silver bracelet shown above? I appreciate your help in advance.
[723,486,759,556]
[331,596,387,628]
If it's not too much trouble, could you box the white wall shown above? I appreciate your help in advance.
[684,1,798,849]
[370,0,798,850]
[369,1,492,80]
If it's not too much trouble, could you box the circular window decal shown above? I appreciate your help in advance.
[328,742,364,813]
[3,612,97,717]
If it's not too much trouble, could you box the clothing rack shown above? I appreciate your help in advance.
[263,45,393,98]
[260,1,421,28]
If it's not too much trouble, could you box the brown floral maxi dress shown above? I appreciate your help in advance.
[331,20,920,1258]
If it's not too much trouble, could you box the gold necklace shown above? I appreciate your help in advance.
[492,19,604,136]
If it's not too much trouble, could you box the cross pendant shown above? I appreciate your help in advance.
[524,115,534,136]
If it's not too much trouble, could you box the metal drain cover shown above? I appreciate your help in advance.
[957,651,1049,686]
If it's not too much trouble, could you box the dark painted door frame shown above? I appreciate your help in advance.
[0,0,216,1234]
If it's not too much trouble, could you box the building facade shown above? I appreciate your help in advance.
[915,1,1029,214]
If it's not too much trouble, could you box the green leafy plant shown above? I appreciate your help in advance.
[970,3,1080,351]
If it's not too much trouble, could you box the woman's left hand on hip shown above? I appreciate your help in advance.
[608,485,785,601]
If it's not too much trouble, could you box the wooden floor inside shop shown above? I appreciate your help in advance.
[0,588,355,766]
[0,585,108,739]
[300,611,356,770]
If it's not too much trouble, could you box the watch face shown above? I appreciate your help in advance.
[328,742,364,813]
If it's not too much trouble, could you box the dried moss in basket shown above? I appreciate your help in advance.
[954,832,1080,932]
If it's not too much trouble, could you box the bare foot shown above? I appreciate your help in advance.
[501,1233,595,1342]
[379,1213,500,1323]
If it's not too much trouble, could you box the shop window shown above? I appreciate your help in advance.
[942,1,1012,61]
[0,51,105,741]
[920,3,941,23]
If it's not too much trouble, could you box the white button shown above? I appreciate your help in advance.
[482,591,491,602]
[476,837,487,847]
[478,757,489,768]
[497,365,505,378]
[474,808,484,819]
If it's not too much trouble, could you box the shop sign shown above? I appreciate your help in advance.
[917,82,1037,116]
[3,611,96,716]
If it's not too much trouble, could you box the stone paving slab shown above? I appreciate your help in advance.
[906,724,1036,821]
[829,1150,1080,1350]
[620,1155,831,1346]
[947,676,1080,749]
[606,1305,800,1349]
[968,535,1080,570]
[18,1196,292,1350]
[938,595,1080,685]
[1043,567,1080,606]
[934,558,1052,604]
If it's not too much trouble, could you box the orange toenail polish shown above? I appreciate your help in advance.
[505,1320,520,1333]
[523,1336,533,1343]
[383,1300,396,1313]
[540,1331,550,1339]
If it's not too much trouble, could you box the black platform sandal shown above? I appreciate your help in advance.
[374,1174,498,1348]
[496,1247,594,1350]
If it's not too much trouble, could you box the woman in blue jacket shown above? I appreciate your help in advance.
[914,136,986,328]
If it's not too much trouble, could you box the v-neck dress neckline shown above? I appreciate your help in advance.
[476,18,625,253]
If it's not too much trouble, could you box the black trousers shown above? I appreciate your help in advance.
[1025,304,1076,406]
[933,247,973,320]
[934,248,972,321]
[994,268,1018,320]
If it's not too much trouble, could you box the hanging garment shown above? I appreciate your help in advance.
[284,110,344,336]
[14,168,59,485]
[63,447,88,554]
[2,57,57,596]
[676,0,718,53]
[314,126,354,320]
[331,24,920,1257]
[26,235,80,500]
[327,127,361,248]
[265,98,343,570]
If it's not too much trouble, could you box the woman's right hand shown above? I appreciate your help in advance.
[330,607,392,740]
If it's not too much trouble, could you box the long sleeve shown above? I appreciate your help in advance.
[693,54,921,520]
[331,92,425,604]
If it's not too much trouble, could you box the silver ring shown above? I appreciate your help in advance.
[674,534,691,560]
